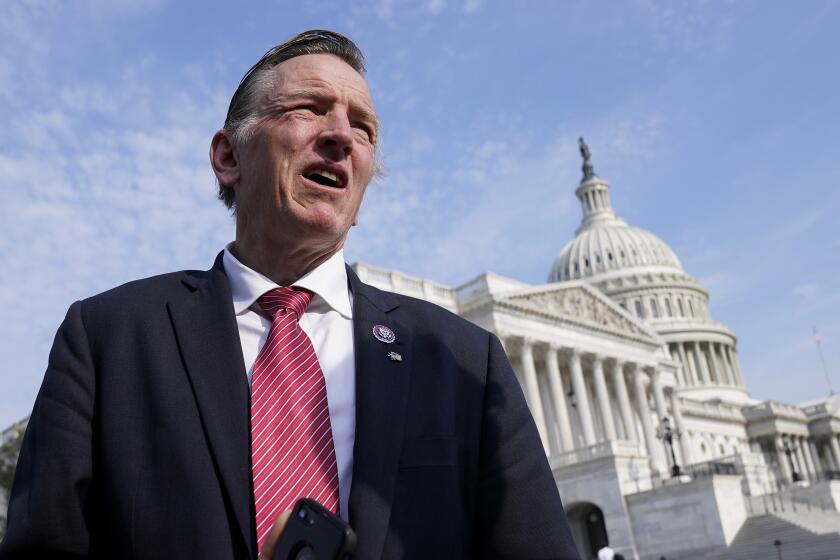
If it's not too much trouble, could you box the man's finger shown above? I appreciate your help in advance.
[258,509,292,560]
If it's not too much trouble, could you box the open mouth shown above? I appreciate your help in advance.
[305,169,345,188]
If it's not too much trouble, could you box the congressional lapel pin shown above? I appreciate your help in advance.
[372,324,396,344]
[387,351,403,362]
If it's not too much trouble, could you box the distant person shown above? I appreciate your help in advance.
[598,544,616,560]
[0,30,580,559]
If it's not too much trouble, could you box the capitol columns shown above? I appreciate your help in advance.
[732,349,746,386]
[775,435,793,484]
[830,436,840,474]
[720,344,737,386]
[677,342,696,386]
[569,348,597,446]
[592,354,617,441]
[631,364,660,473]
[705,343,721,384]
[611,360,636,443]
[544,344,575,452]
[519,337,549,452]
[650,367,670,471]
[808,438,823,474]
[695,342,712,384]
[669,389,693,465]
[799,437,817,480]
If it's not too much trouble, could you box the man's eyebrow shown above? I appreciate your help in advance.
[269,88,379,132]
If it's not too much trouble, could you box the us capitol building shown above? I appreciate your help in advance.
[353,141,840,559]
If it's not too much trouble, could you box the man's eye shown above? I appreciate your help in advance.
[353,123,373,143]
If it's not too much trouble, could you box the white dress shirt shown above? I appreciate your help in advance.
[222,244,356,520]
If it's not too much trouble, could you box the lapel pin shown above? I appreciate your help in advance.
[388,351,403,362]
[372,324,396,344]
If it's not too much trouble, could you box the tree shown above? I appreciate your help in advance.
[0,425,25,493]
[1,424,25,536]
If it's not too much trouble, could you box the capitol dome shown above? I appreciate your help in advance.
[548,143,683,283]
[547,139,751,405]
[549,221,683,282]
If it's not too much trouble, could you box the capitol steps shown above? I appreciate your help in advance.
[703,511,840,560]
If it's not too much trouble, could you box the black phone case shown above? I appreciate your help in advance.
[271,498,357,560]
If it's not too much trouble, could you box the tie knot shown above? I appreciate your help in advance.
[258,287,312,321]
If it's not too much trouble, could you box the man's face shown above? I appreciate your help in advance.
[229,54,378,254]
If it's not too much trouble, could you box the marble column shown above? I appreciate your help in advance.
[611,360,636,443]
[651,369,670,470]
[720,344,740,387]
[721,344,737,386]
[669,390,692,465]
[592,355,617,441]
[831,436,840,473]
[731,348,746,386]
[808,439,823,475]
[520,338,549,451]
[776,436,793,484]
[800,437,817,479]
[793,440,807,479]
[669,345,686,386]
[694,342,712,384]
[545,345,574,452]
[651,370,668,423]
[711,343,727,385]
[705,342,721,384]
[677,342,693,386]
[632,366,660,473]
[720,343,735,385]
[569,349,596,446]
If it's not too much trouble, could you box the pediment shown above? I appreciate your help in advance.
[497,283,658,344]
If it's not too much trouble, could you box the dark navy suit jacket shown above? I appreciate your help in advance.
[0,254,579,559]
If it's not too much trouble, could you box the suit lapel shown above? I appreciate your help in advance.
[347,267,411,560]
[167,253,255,558]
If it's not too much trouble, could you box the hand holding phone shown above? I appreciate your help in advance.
[270,498,356,560]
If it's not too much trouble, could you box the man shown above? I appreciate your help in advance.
[0,30,578,559]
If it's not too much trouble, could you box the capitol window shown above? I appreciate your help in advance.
[608,251,613,262]
[650,298,659,318]
[688,299,695,317]
[665,298,673,317]
[635,300,644,318]
[677,299,685,317]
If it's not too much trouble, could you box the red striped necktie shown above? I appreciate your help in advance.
[250,286,339,550]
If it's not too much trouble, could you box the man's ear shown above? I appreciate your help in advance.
[210,129,241,189]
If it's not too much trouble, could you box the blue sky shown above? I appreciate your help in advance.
[1,0,838,427]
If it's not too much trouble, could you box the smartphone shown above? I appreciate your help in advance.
[271,498,357,560]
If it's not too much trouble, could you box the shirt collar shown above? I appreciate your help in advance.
[222,243,352,319]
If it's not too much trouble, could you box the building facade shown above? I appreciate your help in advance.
[353,142,840,559]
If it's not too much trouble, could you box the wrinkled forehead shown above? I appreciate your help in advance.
[269,54,374,105]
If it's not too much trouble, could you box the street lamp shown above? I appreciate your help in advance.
[657,417,682,477]
[782,436,802,483]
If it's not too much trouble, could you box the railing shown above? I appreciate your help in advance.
[644,458,743,490]
[549,440,644,469]
[745,491,834,515]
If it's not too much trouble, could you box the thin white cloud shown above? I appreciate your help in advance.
[464,0,480,14]
[426,0,446,15]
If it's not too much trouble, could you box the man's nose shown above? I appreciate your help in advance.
[316,111,354,158]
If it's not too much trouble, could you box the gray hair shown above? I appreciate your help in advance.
[218,30,369,209]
